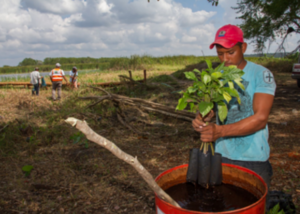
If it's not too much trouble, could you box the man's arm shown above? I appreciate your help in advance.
[193,93,274,142]
[63,76,68,83]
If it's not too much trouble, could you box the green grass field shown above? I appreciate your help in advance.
[1,54,296,75]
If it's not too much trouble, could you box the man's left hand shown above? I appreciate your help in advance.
[198,123,222,142]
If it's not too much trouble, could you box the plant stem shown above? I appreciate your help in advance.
[210,142,214,156]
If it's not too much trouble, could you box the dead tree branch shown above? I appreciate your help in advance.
[78,93,195,121]
[117,113,150,136]
[85,96,111,109]
[65,117,180,208]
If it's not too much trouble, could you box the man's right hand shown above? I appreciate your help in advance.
[192,110,214,133]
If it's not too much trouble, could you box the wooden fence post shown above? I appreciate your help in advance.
[128,70,132,80]
[143,70,147,83]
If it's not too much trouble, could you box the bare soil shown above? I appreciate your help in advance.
[0,72,299,214]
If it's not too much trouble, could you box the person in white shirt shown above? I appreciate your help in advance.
[30,67,41,96]
[69,66,78,89]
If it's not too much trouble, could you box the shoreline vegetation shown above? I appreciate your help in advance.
[0,54,297,75]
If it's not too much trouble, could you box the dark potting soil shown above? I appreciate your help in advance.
[165,183,258,212]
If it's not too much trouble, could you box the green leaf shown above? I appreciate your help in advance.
[176,97,188,110]
[193,68,201,74]
[22,165,33,177]
[204,94,210,102]
[217,101,228,123]
[223,87,239,98]
[195,81,206,91]
[197,91,205,98]
[205,59,212,69]
[267,203,280,214]
[218,80,224,87]
[222,67,245,81]
[223,91,232,103]
[228,65,237,69]
[215,62,225,72]
[234,78,245,90]
[211,71,222,80]
[201,71,211,85]
[184,72,198,81]
[198,102,213,118]
[187,86,197,93]
[189,103,196,112]
[228,81,234,89]
[212,94,224,102]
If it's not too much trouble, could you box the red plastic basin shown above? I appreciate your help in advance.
[155,163,267,214]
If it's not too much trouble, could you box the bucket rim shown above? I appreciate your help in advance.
[154,163,268,214]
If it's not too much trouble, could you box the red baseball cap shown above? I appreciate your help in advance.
[209,24,244,49]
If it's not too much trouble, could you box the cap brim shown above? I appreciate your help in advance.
[209,39,238,49]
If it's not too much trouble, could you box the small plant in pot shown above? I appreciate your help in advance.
[176,59,245,188]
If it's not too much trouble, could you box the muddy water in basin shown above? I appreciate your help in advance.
[165,183,258,212]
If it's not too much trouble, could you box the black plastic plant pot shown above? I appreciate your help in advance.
[198,151,211,188]
[186,148,199,184]
[210,152,223,185]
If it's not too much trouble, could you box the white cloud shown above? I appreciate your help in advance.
[0,0,298,67]
[182,35,197,43]
[98,0,114,13]
[22,0,86,14]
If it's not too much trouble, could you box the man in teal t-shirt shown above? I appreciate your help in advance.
[192,24,276,192]
[216,60,276,162]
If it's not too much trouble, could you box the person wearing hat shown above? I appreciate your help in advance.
[192,25,276,194]
[49,63,68,100]
[69,66,78,89]
[30,67,41,96]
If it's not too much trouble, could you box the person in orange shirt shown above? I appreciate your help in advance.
[49,63,68,100]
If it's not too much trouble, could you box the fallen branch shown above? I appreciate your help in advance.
[78,93,195,121]
[86,96,111,109]
[65,117,180,208]
[117,113,150,136]
[127,117,165,126]
[89,86,112,97]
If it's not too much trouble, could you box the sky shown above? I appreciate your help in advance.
[0,0,299,67]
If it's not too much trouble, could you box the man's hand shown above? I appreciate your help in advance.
[63,76,68,83]
[198,123,222,142]
[192,110,221,142]
[192,110,215,131]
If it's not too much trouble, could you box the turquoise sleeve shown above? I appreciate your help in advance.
[255,69,276,95]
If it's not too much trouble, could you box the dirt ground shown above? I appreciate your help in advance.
[0,70,299,214]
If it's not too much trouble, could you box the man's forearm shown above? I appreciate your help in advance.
[195,93,274,142]
[218,114,268,138]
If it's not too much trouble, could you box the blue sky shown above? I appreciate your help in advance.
[0,0,298,67]
[175,0,224,13]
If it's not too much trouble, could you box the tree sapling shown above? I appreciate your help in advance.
[176,59,245,154]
